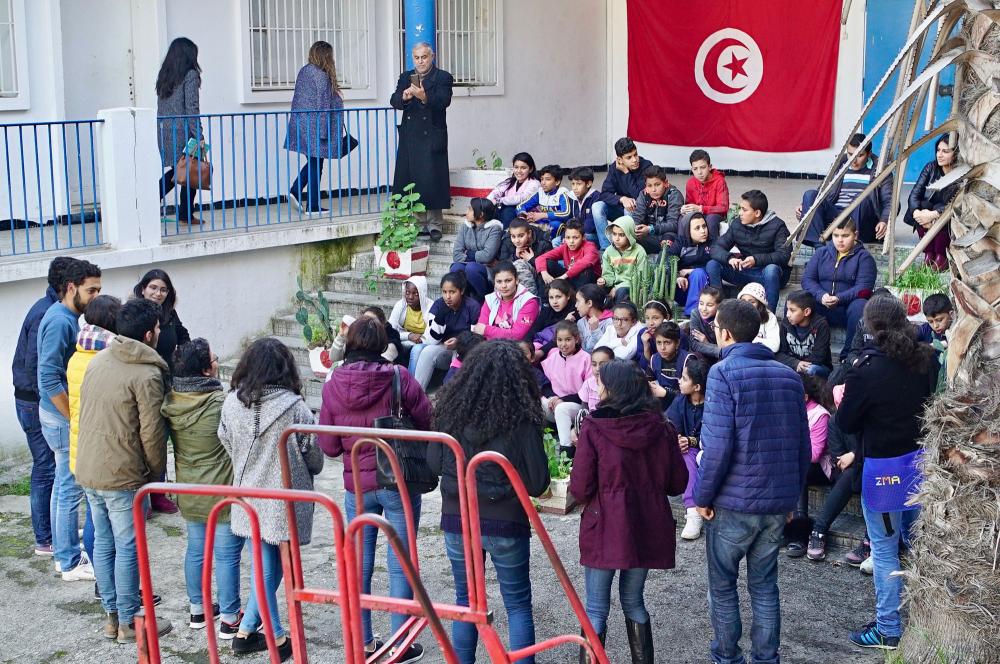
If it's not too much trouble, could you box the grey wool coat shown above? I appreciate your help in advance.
[284,64,344,158]
[218,388,324,546]
[157,69,203,168]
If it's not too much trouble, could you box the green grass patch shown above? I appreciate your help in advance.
[0,476,31,496]
[5,568,36,588]
[55,599,105,616]
[0,533,32,558]
[157,523,183,538]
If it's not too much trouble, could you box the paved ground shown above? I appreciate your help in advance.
[0,457,884,664]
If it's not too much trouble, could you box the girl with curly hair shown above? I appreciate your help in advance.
[427,339,550,664]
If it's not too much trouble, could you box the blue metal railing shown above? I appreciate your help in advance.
[157,107,398,237]
[0,119,103,256]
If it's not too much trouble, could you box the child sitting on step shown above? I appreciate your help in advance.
[786,374,834,558]
[647,321,689,411]
[575,284,614,353]
[516,164,572,240]
[541,321,591,457]
[451,197,504,301]
[526,279,576,361]
[498,218,552,296]
[636,300,672,373]
[666,357,708,540]
[776,290,832,378]
[686,286,722,363]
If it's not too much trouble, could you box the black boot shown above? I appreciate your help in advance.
[625,617,654,664]
[579,628,606,664]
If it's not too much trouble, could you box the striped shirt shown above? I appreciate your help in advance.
[836,168,873,210]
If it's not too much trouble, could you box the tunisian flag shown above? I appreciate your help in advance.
[626,1,841,152]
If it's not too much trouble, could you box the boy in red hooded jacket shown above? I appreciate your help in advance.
[682,149,730,240]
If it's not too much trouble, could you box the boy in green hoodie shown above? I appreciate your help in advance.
[598,215,649,303]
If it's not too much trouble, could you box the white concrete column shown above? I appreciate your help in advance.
[96,107,162,251]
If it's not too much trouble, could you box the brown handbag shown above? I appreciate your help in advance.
[175,153,212,190]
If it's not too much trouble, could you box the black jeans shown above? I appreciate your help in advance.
[159,168,195,221]
[813,464,861,534]
[544,259,598,289]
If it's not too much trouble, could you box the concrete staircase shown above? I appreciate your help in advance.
[220,209,906,553]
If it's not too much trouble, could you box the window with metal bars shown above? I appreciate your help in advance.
[0,0,18,98]
[248,0,371,92]
[398,0,502,90]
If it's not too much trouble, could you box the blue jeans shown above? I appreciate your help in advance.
[592,201,624,251]
[444,530,535,664]
[40,408,88,571]
[705,260,790,313]
[801,188,882,245]
[676,267,711,317]
[583,567,650,634]
[242,540,285,638]
[705,507,784,664]
[815,298,867,361]
[412,343,454,390]
[450,261,491,300]
[862,503,918,638]
[85,488,141,623]
[15,399,55,547]
[345,489,421,646]
[185,520,245,619]
[290,156,325,211]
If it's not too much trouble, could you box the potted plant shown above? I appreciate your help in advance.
[294,275,336,378]
[888,264,949,319]
[449,149,509,204]
[537,428,576,514]
[373,183,430,279]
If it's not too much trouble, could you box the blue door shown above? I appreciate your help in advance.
[863,0,954,182]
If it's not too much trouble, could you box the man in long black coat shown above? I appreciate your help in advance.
[390,42,453,242]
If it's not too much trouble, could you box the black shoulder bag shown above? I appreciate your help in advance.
[374,366,438,494]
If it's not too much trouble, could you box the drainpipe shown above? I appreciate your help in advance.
[404,0,437,69]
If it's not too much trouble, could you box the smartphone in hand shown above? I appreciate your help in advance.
[409,73,421,88]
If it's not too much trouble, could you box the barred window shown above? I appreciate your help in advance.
[248,0,372,92]
[399,0,502,91]
[0,0,18,98]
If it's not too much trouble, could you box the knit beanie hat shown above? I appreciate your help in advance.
[738,282,768,309]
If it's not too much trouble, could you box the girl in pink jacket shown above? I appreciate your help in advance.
[540,322,591,455]
[472,261,540,340]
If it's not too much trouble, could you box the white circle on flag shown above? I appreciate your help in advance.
[694,28,764,105]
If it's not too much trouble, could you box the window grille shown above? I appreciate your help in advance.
[399,0,500,88]
[0,0,18,98]
[248,0,371,92]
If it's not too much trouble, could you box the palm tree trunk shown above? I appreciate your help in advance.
[899,3,1000,662]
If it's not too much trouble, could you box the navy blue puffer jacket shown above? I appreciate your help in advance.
[695,342,811,514]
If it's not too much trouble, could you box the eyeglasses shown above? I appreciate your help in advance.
[712,321,722,331]
[146,286,170,294]
[613,317,633,324]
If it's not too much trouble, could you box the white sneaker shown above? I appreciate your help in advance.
[860,555,874,575]
[62,558,96,582]
[681,508,704,540]
[54,560,61,573]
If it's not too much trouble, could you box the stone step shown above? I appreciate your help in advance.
[273,293,400,338]
[217,356,324,408]
[328,270,445,300]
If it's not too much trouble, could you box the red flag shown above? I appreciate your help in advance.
[626,1,841,152]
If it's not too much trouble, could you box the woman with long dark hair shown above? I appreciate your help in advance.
[156,37,204,225]
[837,296,937,651]
[285,41,344,215]
[486,152,540,228]
[904,134,961,271]
[427,340,550,664]
[570,359,688,663]
[316,317,432,662]
[133,269,189,374]
[219,338,322,660]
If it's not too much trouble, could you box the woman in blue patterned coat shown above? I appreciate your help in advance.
[156,37,203,224]
[285,41,344,215]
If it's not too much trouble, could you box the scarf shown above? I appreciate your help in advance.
[172,375,223,393]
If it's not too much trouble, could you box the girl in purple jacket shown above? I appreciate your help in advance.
[570,360,688,663]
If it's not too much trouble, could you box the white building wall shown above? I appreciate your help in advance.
[607,1,867,175]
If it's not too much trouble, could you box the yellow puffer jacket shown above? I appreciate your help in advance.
[68,324,116,473]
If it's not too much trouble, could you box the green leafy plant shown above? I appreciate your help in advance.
[542,428,573,480]
[377,183,424,254]
[892,263,947,292]
[472,148,504,170]
[294,274,335,348]
[362,266,386,294]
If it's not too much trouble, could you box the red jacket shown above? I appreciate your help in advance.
[534,240,602,279]
[685,169,730,216]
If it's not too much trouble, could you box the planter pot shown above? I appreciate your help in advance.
[536,477,576,515]
[449,167,510,199]
[374,245,429,279]
[308,346,333,380]
[887,286,944,322]
[550,477,570,499]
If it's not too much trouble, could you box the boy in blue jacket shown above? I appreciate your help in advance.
[696,299,810,664]
[516,164,572,240]
[595,137,654,250]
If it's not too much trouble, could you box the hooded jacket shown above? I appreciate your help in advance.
[696,342,811,514]
[487,176,540,208]
[389,276,434,339]
[666,234,712,270]
[601,216,649,289]
[317,360,433,492]
[75,336,169,491]
[801,242,877,306]
[426,420,549,536]
[570,408,688,569]
[67,324,116,473]
[595,321,644,360]
[478,285,540,340]
[161,377,230,522]
[685,169,731,216]
[710,211,791,269]
[453,218,504,265]
[219,388,323,545]
[776,316,832,370]
[601,157,654,200]
[13,286,59,402]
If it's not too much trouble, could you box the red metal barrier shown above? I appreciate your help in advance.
[131,424,608,663]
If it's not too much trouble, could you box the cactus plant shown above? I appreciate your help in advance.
[294,274,335,348]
